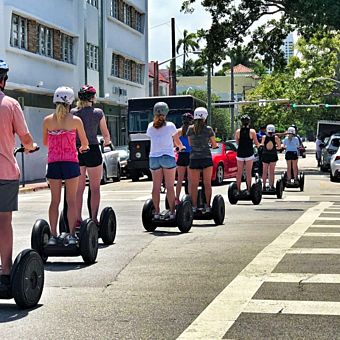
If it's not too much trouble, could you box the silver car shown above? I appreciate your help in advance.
[320,134,340,172]
[97,136,121,184]
[115,145,129,177]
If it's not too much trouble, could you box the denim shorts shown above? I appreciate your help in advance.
[46,161,81,180]
[149,155,176,170]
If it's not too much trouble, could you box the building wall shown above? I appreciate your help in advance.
[0,0,148,180]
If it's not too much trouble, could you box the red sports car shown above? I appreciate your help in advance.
[211,141,238,185]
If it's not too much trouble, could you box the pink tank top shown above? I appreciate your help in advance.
[48,129,78,163]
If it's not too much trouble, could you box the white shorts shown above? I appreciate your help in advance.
[236,155,255,161]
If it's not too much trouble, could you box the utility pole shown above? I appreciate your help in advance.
[153,61,159,96]
[207,61,212,126]
[230,59,235,138]
[170,18,176,95]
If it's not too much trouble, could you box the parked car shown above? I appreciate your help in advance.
[115,145,129,177]
[320,133,340,172]
[97,136,121,184]
[330,147,340,182]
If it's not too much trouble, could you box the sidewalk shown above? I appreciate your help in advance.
[19,180,49,194]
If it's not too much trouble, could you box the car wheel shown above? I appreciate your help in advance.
[330,171,337,182]
[320,163,328,172]
[214,164,224,186]
[113,165,121,182]
[101,166,108,185]
[130,169,140,182]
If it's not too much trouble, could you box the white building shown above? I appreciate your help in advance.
[0,0,148,180]
[282,33,294,61]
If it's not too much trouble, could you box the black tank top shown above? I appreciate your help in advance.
[237,127,254,158]
[263,135,277,155]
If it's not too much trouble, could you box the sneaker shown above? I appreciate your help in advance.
[205,207,212,213]
[153,214,160,220]
[48,235,58,246]
[68,235,78,246]
[0,275,11,297]
[192,207,197,213]
[169,212,176,220]
[270,186,275,190]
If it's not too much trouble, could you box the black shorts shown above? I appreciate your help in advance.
[285,151,298,161]
[0,180,19,212]
[78,144,102,167]
[46,162,80,180]
[189,158,213,169]
[176,152,190,167]
[262,153,278,164]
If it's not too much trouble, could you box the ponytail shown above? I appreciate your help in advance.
[193,119,205,135]
[181,123,189,136]
[153,115,166,129]
[55,103,69,121]
[76,99,92,110]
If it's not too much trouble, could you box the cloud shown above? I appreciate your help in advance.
[148,0,211,66]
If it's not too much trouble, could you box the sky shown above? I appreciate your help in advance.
[148,0,212,67]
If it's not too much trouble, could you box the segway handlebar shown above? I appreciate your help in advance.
[14,145,40,156]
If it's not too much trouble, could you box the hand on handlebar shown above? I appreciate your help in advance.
[79,145,90,153]
[176,146,186,152]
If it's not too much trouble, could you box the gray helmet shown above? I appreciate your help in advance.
[153,102,169,116]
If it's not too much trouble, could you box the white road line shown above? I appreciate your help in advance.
[283,196,310,201]
[304,232,340,237]
[245,299,340,316]
[317,217,340,220]
[287,248,340,254]
[325,207,340,210]
[266,273,340,284]
[309,224,340,228]
[320,211,340,214]
[177,202,331,340]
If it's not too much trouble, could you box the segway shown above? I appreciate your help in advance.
[228,176,262,205]
[142,197,193,233]
[59,182,117,245]
[1,147,45,309]
[262,178,284,199]
[282,169,305,192]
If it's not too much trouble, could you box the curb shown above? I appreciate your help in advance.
[19,184,49,194]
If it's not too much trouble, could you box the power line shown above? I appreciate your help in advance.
[150,21,170,30]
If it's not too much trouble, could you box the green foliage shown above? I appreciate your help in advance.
[176,29,200,72]
[181,89,230,137]
[177,58,206,76]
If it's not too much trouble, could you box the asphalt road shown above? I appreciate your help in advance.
[2,144,340,340]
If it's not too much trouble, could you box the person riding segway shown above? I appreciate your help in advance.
[228,115,262,205]
[261,124,284,199]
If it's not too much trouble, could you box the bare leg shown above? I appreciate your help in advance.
[163,167,176,213]
[245,160,254,191]
[268,161,277,187]
[262,162,269,189]
[236,159,245,191]
[76,166,87,222]
[151,169,163,214]
[175,166,186,201]
[292,159,298,179]
[189,168,200,207]
[202,166,213,207]
[65,177,80,235]
[87,165,102,223]
[0,212,13,275]
[287,160,292,180]
[48,179,62,236]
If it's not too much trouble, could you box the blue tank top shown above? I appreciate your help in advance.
[180,135,191,153]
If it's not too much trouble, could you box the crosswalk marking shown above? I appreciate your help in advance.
[317,216,340,220]
[245,300,340,316]
[177,202,331,340]
[266,273,340,284]
[309,224,340,228]
[283,196,310,201]
[287,248,340,254]
[304,232,340,237]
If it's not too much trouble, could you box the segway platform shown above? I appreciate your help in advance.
[262,179,284,199]
[282,171,305,191]
[228,180,262,205]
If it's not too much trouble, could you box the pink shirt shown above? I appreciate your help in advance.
[0,91,29,180]
[47,129,78,163]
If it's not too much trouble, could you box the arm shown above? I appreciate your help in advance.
[235,129,240,144]
[260,135,266,146]
[99,116,111,146]
[173,133,184,150]
[20,133,35,151]
[209,136,218,149]
[251,130,260,148]
[275,135,281,149]
[75,117,89,152]
[42,118,48,147]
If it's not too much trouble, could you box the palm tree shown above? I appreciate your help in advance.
[177,58,205,76]
[176,29,200,72]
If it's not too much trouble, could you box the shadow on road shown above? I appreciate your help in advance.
[44,262,95,272]
[0,304,42,323]
[255,208,304,212]
[149,230,184,236]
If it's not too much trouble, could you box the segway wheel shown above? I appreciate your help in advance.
[228,182,238,205]
[99,207,117,245]
[212,195,225,225]
[79,219,98,264]
[176,200,193,233]
[59,210,69,234]
[250,182,262,205]
[181,194,191,204]
[299,172,305,192]
[11,249,44,309]
[142,199,157,232]
[31,219,50,263]
[276,179,283,199]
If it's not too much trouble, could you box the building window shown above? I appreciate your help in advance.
[38,25,53,57]
[61,33,73,64]
[87,43,98,70]
[110,0,118,18]
[124,59,131,81]
[87,0,98,8]
[10,14,27,50]
[136,12,144,33]
[123,4,131,26]
[136,64,144,84]
[111,53,119,77]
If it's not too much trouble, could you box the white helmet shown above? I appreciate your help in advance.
[266,124,275,133]
[194,107,208,120]
[53,86,75,105]
[287,126,296,134]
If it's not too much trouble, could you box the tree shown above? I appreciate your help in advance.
[176,29,200,72]
[177,58,206,76]
[181,0,340,69]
